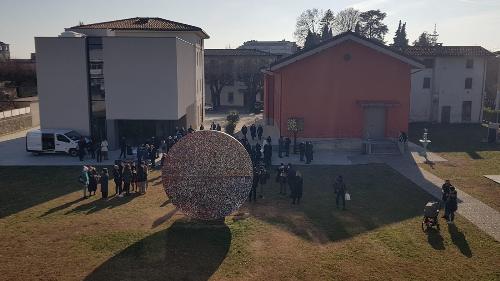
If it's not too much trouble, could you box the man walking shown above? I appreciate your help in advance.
[241,125,248,139]
[334,176,347,210]
[257,125,264,141]
[299,142,305,161]
[119,137,127,159]
[250,124,257,141]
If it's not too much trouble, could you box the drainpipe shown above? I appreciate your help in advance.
[480,57,487,122]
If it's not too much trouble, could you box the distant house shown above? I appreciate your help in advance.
[205,49,277,109]
[264,32,423,142]
[35,17,209,146]
[404,45,495,123]
[0,41,10,61]
[238,40,298,57]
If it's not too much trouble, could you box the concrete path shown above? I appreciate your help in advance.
[385,154,500,242]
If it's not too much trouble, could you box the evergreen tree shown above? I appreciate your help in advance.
[354,22,361,34]
[357,10,389,42]
[400,23,408,47]
[393,20,402,46]
[321,24,333,42]
[393,20,409,49]
[304,29,320,49]
[413,32,432,46]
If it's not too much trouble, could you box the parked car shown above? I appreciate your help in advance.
[204,104,214,112]
[26,129,84,157]
[253,101,264,113]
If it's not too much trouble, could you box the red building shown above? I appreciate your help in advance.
[264,32,423,140]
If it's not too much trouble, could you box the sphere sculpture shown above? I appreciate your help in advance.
[162,130,253,220]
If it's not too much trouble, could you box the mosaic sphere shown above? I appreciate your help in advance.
[162,130,253,220]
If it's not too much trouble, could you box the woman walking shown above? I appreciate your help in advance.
[100,168,109,199]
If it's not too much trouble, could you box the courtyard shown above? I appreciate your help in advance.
[0,164,499,281]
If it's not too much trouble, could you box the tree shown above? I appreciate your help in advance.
[333,8,361,33]
[413,32,432,46]
[320,24,333,42]
[320,9,334,42]
[205,59,234,109]
[237,58,269,111]
[294,8,322,46]
[304,29,320,49]
[354,22,361,34]
[392,20,409,49]
[357,10,389,42]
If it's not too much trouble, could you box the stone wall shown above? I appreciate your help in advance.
[0,114,32,136]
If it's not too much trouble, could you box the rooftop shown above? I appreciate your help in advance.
[205,49,277,56]
[403,46,494,57]
[69,17,209,38]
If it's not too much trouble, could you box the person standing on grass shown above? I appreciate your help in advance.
[137,162,147,194]
[292,171,303,205]
[80,166,89,199]
[263,141,272,168]
[88,167,98,196]
[287,164,296,195]
[100,168,109,199]
[131,165,138,193]
[101,139,109,160]
[216,123,222,131]
[258,166,268,199]
[149,145,156,169]
[445,186,458,224]
[250,124,257,141]
[241,125,248,139]
[113,165,122,196]
[122,164,132,197]
[257,125,263,141]
[334,176,347,210]
[249,168,259,202]
[441,180,452,207]
[277,163,287,195]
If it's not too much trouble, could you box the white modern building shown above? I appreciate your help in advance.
[238,40,298,57]
[405,45,494,123]
[35,17,208,147]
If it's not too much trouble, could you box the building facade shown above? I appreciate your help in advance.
[35,17,208,147]
[404,46,494,123]
[204,49,277,108]
[0,41,10,61]
[238,40,298,57]
[264,32,422,141]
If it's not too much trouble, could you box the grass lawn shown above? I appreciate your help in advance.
[409,122,500,212]
[0,165,499,281]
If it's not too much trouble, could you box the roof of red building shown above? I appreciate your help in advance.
[403,46,494,57]
[269,31,424,70]
[70,17,209,38]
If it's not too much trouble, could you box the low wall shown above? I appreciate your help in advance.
[0,114,33,136]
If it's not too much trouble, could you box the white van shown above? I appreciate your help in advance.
[26,129,84,157]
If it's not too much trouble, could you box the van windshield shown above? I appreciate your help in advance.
[65,131,82,141]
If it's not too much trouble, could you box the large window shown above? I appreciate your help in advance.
[466,58,474,69]
[423,77,431,89]
[465,78,473,89]
[462,101,472,122]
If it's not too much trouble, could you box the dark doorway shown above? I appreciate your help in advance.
[441,106,451,124]
[117,117,186,146]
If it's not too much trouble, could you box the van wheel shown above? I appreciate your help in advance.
[69,149,78,157]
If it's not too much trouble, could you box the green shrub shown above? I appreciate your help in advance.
[225,122,237,135]
[483,109,500,123]
[226,111,240,123]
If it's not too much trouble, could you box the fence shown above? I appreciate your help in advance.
[0,106,31,119]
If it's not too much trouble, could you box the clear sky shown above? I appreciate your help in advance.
[1,0,500,58]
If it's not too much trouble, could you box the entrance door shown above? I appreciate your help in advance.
[364,107,386,139]
[42,133,55,151]
[441,106,451,124]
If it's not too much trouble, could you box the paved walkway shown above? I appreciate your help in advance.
[384,154,500,242]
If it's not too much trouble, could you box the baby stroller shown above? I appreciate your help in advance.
[422,201,440,231]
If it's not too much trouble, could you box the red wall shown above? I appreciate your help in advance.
[265,40,411,138]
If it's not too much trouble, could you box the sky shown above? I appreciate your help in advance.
[1,0,500,58]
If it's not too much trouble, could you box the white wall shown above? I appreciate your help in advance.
[103,37,180,120]
[35,37,90,135]
[410,56,486,123]
[175,39,198,128]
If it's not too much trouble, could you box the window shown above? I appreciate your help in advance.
[466,58,474,69]
[423,58,434,68]
[423,77,431,89]
[56,134,70,143]
[462,101,472,122]
[465,78,473,89]
[0,46,2,51]
[228,92,234,104]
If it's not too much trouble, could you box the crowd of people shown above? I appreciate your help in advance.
[77,137,109,162]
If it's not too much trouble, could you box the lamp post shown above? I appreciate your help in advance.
[419,128,431,163]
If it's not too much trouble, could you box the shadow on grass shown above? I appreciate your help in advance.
[248,164,435,243]
[448,224,473,257]
[426,228,445,250]
[65,193,141,215]
[39,197,86,217]
[152,208,178,228]
[84,219,231,281]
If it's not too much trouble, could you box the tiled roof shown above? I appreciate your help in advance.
[403,46,494,57]
[70,17,208,37]
[205,49,277,56]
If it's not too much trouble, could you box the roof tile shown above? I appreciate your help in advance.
[403,46,494,57]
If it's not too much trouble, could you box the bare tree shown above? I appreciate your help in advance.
[294,8,323,46]
[205,59,234,109]
[237,58,269,111]
[333,8,361,33]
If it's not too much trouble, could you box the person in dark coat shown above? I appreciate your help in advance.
[95,139,102,163]
[88,167,98,196]
[122,164,132,196]
[444,186,458,224]
[299,142,306,161]
[263,142,272,168]
[199,124,205,130]
[258,166,268,198]
[88,138,96,159]
[277,163,287,195]
[278,136,284,158]
[441,180,452,203]
[210,122,216,130]
[119,137,127,159]
[287,164,296,195]
[334,176,347,210]
[254,143,262,161]
[149,145,156,169]
[257,125,264,141]
[305,142,314,164]
[188,125,195,133]
[266,136,272,145]
[249,168,259,202]
[250,124,257,140]
[100,168,109,199]
[292,172,303,204]
[113,165,122,195]
[78,137,86,161]
[216,124,222,131]
[241,125,248,139]
[284,137,291,157]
